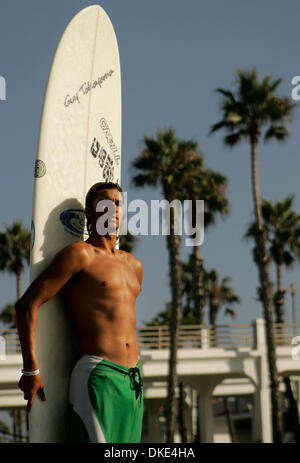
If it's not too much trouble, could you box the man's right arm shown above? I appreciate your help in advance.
[15,242,89,412]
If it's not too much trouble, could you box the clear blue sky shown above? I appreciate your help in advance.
[1,0,300,329]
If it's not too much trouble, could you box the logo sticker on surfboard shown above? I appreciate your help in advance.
[34,159,46,178]
[90,136,114,182]
[30,220,35,250]
[99,117,120,166]
[59,209,89,238]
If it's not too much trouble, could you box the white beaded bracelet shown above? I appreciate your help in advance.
[21,369,40,376]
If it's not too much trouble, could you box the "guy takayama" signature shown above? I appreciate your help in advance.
[64,69,114,107]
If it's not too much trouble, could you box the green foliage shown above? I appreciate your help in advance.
[118,230,139,253]
[145,261,240,326]
[0,302,16,328]
[245,196,300,268]
[203,268,241,324]
[0,220,30,275]
[210,67,295,146]
[131,127,202,200]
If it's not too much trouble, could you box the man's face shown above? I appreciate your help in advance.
[86,188,123,235]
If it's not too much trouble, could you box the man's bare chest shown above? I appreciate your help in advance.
[64,255,140,298]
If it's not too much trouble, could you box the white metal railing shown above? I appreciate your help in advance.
[273,323,300,346]
[0,329,21,354]
[1,323,300,354]
[0,431,28,443]
[137,324,255,349]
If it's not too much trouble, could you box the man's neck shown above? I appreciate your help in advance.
[86,231,118,254]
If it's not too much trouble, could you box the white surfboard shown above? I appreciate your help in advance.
[29,4,121,442]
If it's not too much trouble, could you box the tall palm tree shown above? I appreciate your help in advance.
[245,196,300,324]
[245,196,300,442]
[0,220,30,300]
[146,264,240,442]
[132,127,202,442]
[204,268,240,443]
[0,220,30,443]
[179,161,229,443]
[210,67,295,442]
[182,163,229,326]
[203,268,240,347]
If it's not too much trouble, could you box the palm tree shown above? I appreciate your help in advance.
[119,230,139,253]
[203,268,240,347]
[245,196,300,324]
[0,220,30,299]
[132,127,202,442]
[178,160,229,443]
[204,268,240,442]
[178,381,188,442]
[182,161,229,327]
[0,220,30,443]
[245,196,300,442]
[0,303,16,328]
[146,264,240,442]
[210,67,295,442]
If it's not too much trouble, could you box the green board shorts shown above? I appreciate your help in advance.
[68,354,144,443]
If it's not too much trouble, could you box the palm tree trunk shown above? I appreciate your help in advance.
[194,392,201,442]
[283,377,300,443]
[251,136,283,443]
[209,305,218,347]
[275,265,300,441]
[223,397,237,443]
[16,268,22,300]
[165,205,183,443]
[274,263,285,346]
[178,382,188,442]
[251,135,263,229]
[192,247,205,324]
[274,263,285,324]
[191,195,206,326]
[191,247,205,443]
[192,247,205,348]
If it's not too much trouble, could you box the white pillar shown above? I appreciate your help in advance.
[184,386,194,442]
[200,326,209,349]
[194,378,215,443]
[252,318,272,443]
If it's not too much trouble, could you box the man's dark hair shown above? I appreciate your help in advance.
[85,181,123,236]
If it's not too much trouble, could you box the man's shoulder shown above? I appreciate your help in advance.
[119,249,142,264]
[54,240,91,265]
[58,240,89,253]
[118,249,142,267]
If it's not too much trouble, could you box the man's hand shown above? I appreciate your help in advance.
[18,374,46,413]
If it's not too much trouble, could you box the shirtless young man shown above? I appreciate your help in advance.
[16,182,144,443]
